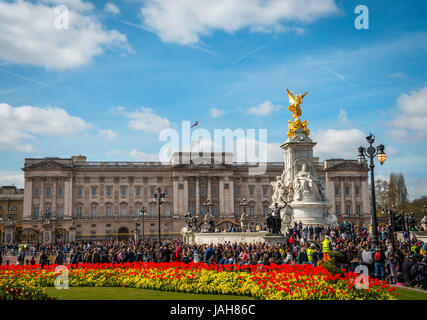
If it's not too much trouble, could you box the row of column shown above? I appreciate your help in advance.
[173,176,234,217]
[336,177,367,215]
[23,176,73,219]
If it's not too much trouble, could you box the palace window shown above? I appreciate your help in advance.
[356,205,361,215]
[189,205,194,215]
[355,187,360,195]
[189,187,194,197]
[121,207,126,216]
[121,187,127,197]
[263,205,268,215]
[91,207,97,217]
[335,187,339,195]
[200,186,206,197]
[106,186,112,196]
[33,187,40,197]
[212,186,217,196]
[212,205,218,216]
[235,206,241,217]
[345,186,350,195]
[135,187,141,196]
[46,187,51,197]
[249,186,254,196]
[235,186,241,197]
[150,206,155,216]
[164,187,169,196]
[57,187,63,197]
[91,186,97,197]
[263,186,268,197]
[346,205,351,215]
[135,206,141,215]
[150,187,155,196]
[164,206,170,216]
[76,207,82,218]
[77,187,82,197]
[335,205,341,215]
[32,207,39,218]
[106,207,112,217]
[249,206,254,216]
[57,207,63,219]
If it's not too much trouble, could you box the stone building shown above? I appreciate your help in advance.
[20,152,370,242]
[0,186,24,242]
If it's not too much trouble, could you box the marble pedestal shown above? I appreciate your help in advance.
[263,234,286,246]
[185,231,269,245]
[43,228,53,244]
[291,201,338,226]
[4,225,14,243]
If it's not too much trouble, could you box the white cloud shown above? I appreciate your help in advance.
[0,171,24,188]
[0,102,91,152]
[106,149,126,157]
[0,0,130,69]
[104,2,120,15]
[407,177,427,200]
[246,101,280,116]
[129,149,159,161]
[389,72,408,80]
[140,0,339,45]
[312,128,366,160]
[210,108,225,118]
[99,129,117,141]
[41,0,94,12]
[389,85,427,142]
[118,106,172,134]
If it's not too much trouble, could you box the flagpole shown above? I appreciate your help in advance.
[197,117,200,153]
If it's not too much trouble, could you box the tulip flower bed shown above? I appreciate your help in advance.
[0,262,398,300]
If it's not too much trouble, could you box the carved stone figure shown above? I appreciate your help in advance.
[200,211,214,233]
[293,164,323,202]
[240,210,249,231]
[184,212,199,232]
[270,171,289,209]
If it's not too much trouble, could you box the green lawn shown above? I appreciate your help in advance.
[45,286,427,300]
[395,287,427,300]
[45,287,255,300]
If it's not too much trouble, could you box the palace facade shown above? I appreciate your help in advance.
[20,152,370,242]
[0,186,24,242]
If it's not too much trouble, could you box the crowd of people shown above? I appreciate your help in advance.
[1,221,426,290]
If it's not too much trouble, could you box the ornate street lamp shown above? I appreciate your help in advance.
[43,207,52,226]
[239,199,249,216]
[153,187,165,242]
[239,199,249,231]
[422,205,427,218]
[139,207,147,242]
[202,199,213,217]
[357,133,386,249]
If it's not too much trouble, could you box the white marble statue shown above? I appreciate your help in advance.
[293,164,325,202]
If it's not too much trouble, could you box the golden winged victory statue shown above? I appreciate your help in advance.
[286,88,310,138]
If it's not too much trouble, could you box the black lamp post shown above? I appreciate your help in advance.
[239,199,249,231]
[139,207,147,242]
[239,199,249,216]
[154,187,165,242]
[202,199,213,216]
[382,206,396,251]
[357,133,386,249]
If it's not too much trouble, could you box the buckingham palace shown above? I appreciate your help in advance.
[20,152,370,242]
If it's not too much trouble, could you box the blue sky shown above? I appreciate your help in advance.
[0,0,426,199]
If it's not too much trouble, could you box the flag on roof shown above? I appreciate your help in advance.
[190,120,199,128]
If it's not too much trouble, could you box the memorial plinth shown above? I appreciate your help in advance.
[184,231,270,245]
